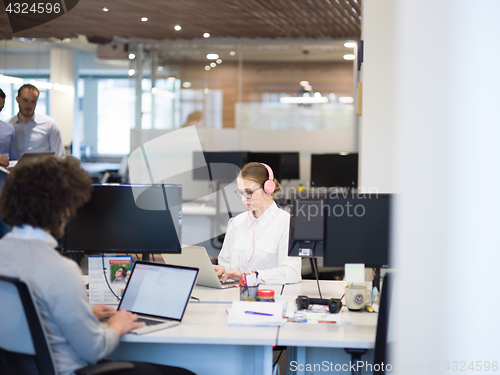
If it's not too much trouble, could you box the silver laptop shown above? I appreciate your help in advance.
[0,152,56,174]
[117,261,198,334]
[162,245,239,289]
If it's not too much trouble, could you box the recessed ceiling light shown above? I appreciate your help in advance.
[128,69,135,76]
[206,53,219,60]
[216,59,222,64]
[203,33,210,38]
[210,62,216,68]
[182,82,192,88]
[230,51,235,56]
[174,25,181,31]
[205,66,211,71]
[102,7,109,12]
[157,66,163,71]
[141,17,148,22]
[343,54,356,60]
[300,80,309,86]
[128,53,135,60]
[344,42,357,48]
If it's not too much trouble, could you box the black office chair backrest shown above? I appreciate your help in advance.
[373,272,392,374]
[0,274,56,375]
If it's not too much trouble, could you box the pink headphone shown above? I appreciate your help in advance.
[261,163,276,195]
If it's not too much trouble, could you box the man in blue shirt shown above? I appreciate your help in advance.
[0,88,18,236]
[0,89,18,166]
[7,84,65,158]
[0,88,19,175]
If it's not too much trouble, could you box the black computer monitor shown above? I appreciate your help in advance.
[193,151,300,182]
[310,153,358,188]
[288,193,328,257]
[192,151,248,181]
[248,152,300,181]
[64,184,182,254]
[323,194,391,267]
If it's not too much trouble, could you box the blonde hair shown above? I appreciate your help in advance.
[240,162,282,199]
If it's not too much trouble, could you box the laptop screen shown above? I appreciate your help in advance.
[118,262,198,321]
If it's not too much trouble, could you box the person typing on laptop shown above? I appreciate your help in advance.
[213,162,301,285]
[0,157,195,375]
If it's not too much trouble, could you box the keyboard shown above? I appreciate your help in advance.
[136,317,166,326]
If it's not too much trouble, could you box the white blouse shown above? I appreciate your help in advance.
[218,202,302,284]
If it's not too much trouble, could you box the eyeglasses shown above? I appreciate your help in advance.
[234,187,262,199]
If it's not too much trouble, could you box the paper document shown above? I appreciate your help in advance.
[226,301,286,326]
[88,255,133,305]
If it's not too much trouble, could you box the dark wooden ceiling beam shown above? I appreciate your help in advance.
[0,0,361,41]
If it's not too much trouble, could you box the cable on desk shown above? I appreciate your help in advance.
[101,253,121,301]
[311,256,323,299]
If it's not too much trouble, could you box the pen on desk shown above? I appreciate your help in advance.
[245,311,273,316]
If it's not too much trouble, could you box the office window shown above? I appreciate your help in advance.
[76,78,133,156]
[96,79,133,154]
[152,78,178,130]
[180,88,222,129]
[0,80,50,121]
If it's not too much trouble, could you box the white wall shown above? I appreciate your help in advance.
[362,0,500,369]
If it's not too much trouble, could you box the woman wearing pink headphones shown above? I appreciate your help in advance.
[213,162,302,284]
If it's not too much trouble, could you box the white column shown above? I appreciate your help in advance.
[389,0,500,370]
[50,48,75,148]
[358,0,397,193]
[134,43,143,129]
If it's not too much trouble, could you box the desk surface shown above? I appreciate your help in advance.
[121,281,377,348]
[121,301,279,346]
[111,280,377,375]
[181,202,217,216]
[81,162,121,174]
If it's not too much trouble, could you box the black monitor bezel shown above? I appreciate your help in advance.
[63,184,182,254]
[288,193,329,258]
[310,153,359,188]
[322,193,391,268]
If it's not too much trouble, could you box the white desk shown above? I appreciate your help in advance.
[181,202,217,216]
[107,281,377,375]
[81,162,121,174]
[107,285,279,375]
[280,281,377,375]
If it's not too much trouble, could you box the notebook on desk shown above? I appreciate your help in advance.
[162,245,239,289]
[116,261,198,335]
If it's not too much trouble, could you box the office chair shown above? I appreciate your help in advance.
[0,274,134,375]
